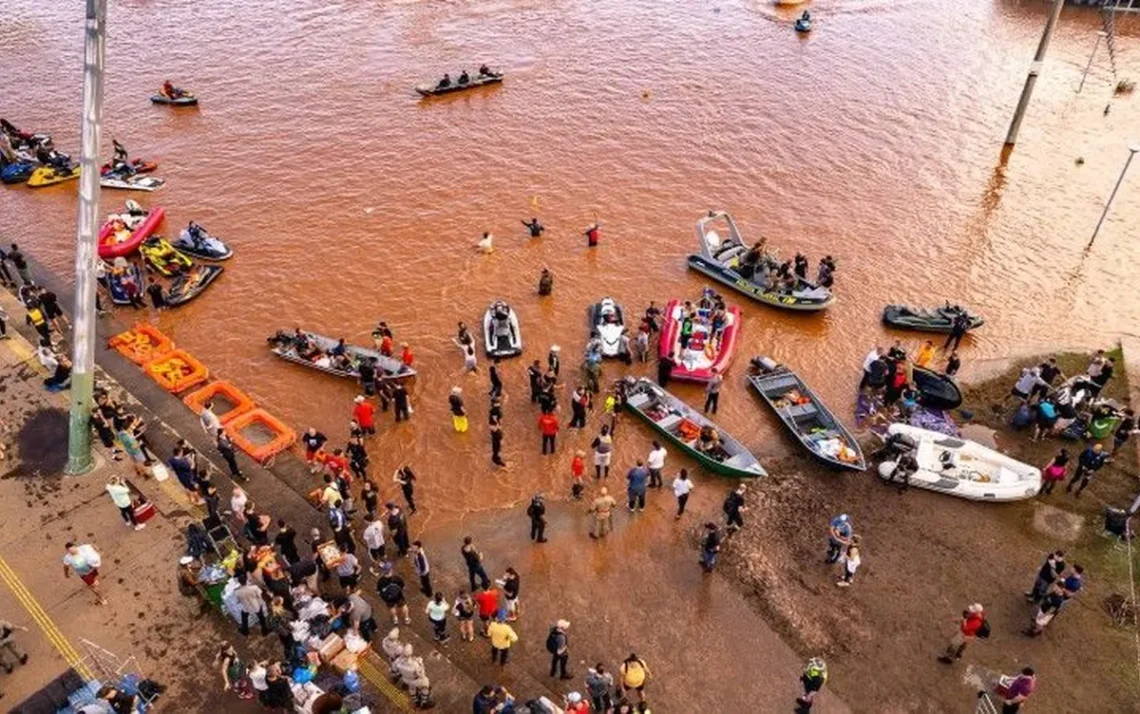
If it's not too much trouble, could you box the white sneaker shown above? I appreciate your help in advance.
[134,524,146,530]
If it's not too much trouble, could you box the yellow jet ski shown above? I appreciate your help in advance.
[27,164,81,187]
[140,236,193,277]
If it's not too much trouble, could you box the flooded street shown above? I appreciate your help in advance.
[2,0,1140,526]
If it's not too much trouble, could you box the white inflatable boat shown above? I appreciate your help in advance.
[590,297,627,358]
[878,423,1041,502]
[483,300,523,358]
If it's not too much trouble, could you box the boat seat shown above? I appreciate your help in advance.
[627,393,650,408]
[655,414,683,431]
[785,403,818,419]
[762,376,799,392]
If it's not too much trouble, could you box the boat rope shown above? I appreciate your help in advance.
[1124,520,1140,689]
[1102,2,1120,81]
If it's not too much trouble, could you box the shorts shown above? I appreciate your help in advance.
[338,574,359,589]
[382,598,406,609]
[1010,387,1029,400]
[452,415,469,433]
[79,569,99,586]
[594,451,612,467]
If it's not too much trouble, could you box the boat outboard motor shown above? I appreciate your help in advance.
[749,356,779,375]
[880,431,917,460]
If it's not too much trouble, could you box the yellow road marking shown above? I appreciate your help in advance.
[359,652,412,710]
[0,555,94,680]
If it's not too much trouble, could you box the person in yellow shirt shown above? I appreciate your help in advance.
[620,653,651,703]
[487,614,518,666]
[914,340,936,369]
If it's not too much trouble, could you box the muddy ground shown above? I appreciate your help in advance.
[720,349,1140,713]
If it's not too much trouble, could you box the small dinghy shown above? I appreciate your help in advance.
[882,304,983,334]
[589,297,627,359]
[98,202,164,260]
[689,211,834,311]
[266,330,415,381]
[150,91,198,106]
[483,300,523,358]
[659,296,741,382]
[748,356,865,471]
[173,224,233,261]
[878,423,1041,501]
[912,367,963,410]
[624,377,766,478]
[416,71,503,97]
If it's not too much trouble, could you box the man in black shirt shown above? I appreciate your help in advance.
[377,564,410,624]
[274,520,299,564]
[723,484,748,536]
[526,360,543,402]
[1031,357,1063,401]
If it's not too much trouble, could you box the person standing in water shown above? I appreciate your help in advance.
[584,222,600,247]
[521,218,545,238]
[490,416,506,467]
[489,358,503,398]
[448,387,468,433]
[393,466,417,514]
[548,345,561,378]
[392,381,410,422]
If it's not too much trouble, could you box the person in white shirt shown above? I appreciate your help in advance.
[646,441,668,489]
[671,469,694,518]
[229,487,248,529]
[837,544,861,588]
[105,476,143,530]
[859,347,883,390]
[363,515,386,569]
[200,400,222,437]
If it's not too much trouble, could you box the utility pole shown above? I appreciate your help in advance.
[1004,0,1065,147]
[1077,31,1107,94]
[1087,144,1139,250]
[65,0,106,475]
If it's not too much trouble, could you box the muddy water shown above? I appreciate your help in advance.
[2,0,1140,519]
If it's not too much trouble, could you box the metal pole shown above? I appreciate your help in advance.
[1004,0,1066,146]
[65,0,106,475]
[1078,31,1107,94]
[1087,144,1140,250]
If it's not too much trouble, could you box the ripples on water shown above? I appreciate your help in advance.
[1,0,1139,516]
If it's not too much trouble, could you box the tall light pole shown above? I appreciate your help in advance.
[65,0,106,475]
[1077,31,1108,94]
[1005,0,1065,147]
[1087,144,1140,250]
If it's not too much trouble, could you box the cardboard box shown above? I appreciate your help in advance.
[330,648,358,673]
[317,633,344,663]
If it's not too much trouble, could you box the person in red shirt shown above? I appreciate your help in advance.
[401,343,414,367]
[353,395,376,435]
[571,450,585,499]
[474,585,500,637]
[584,222,600,247]
[938,603,985,663]
[538,412,560,455]
[379,334,393,357]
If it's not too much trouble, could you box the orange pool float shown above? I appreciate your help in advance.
[182,381,256,425]
[225,409,296,464]
[108,324,174,365]
[143,349,209,393]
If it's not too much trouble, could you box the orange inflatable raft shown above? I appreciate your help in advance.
[143,349,209,393]
[182,381,256,425]
[108,324,174,365]
[225,409,296,463]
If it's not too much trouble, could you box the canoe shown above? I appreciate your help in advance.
[484,300,523,358]
[877,423,1041,501]
[659,298,741,382]
[266,329,415,381]
[747,356,865,471]
[150,93,198,106]
[140,237,193,277]
[27,164,80,187]
[882,304,983,333]
[103,262,142,305]
[689,211,834,311]
[173,226,233,261]
[589,298,627,358]
[415,73,503,97]
[98,205,165,260]
[101,174,165,191]
[912,366,962,410]
[165,264,224,307]
[623,377,767,478]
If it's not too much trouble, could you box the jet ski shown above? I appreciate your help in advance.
[172,224,233,261]
[100,159,157,176]
[140,236,193,277]
[589,297,628,358]
[483,300,523,357]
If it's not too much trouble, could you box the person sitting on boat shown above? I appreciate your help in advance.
[679,316,695,351]
[800,10,810,22]
[35,146,71,171]
[437,73,452,89]
[161,80,186,99]
[698,289,714,312]
[479,64,494,77]
[794,253,809,279]
[817,256,836,288]
[331,338,347,358]
[710,307,727,338]
[331,352,352,371]
[781,271,798,292]
[458,70,470,85]
[696,425,721,454]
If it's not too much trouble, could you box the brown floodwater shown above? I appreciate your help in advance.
[2,0,1140,521]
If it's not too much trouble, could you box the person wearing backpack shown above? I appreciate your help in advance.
[376,564,410,625]
[938,603,987,664]
[546,619,572,680]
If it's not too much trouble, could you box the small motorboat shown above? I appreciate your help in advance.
[689,211,834,311]
[27,164,80,187]
[173,225,233,261]
[912,367,963,411]
[140,237,193,277]
[795,11,812,32]
[416,71,503,97]
[659,295,741,382]
[98,203,165,260]
[624,377,766,478]
[882,304,984,334]
[877,423,1041,501]
[483,300,523,358]
[103,261,143,305]
[165,264,224,307]
[100,174,165,191]
[150,92,198,106]
[589,298,627,359]
[748,356,865,471]
[266,330,415,381]
[100,159,157,176]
